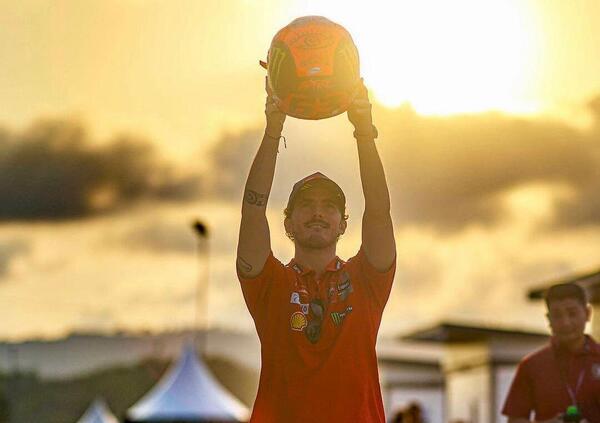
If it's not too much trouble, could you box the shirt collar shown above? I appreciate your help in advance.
[288,256,345,276]
[551,334,600,356]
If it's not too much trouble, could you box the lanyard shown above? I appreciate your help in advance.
[564,368,585,406]
[553,339,588,407]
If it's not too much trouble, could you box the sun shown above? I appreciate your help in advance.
[287,0,541,115]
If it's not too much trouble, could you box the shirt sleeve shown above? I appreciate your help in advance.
[502,360,534,419]
[237,252,284,331]
[349,246,396,312]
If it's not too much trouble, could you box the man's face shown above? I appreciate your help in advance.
[546,297,590,346]
[284,186,346,250]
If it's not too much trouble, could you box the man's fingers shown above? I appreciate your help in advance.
[265,101,280,115]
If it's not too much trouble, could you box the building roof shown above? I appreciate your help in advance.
[401,322,547,344]
[528,268,600,302]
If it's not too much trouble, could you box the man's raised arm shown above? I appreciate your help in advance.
[236,83,285,278]
[348,82,396,272]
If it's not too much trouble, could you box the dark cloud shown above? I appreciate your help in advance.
[15,97,596,231]
[550,168,600,230]
[376,99,600,232]
[0,119,201,221]
[546,94,600,230]
[0,238,30,278]
[205,128,263,201]
[205,100,600,233]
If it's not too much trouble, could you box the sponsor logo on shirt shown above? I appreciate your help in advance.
[337,272,353,301]
[290,312,308,331]
[328,286,336,299]
[291,292,309,314]
[330,306,353,326]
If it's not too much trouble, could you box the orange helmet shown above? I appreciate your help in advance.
[261,16,361,120]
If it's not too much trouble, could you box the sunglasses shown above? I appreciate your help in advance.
[305,299,324,344]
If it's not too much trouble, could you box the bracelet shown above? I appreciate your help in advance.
[265,131,282,141]
[353,124,378,140]
[264,132,287,149]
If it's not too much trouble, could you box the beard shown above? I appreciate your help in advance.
[292,222,339,249]
[295,232,338,249]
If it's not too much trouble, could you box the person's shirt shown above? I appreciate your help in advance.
[238,247,395,423]
[502,335,600,421]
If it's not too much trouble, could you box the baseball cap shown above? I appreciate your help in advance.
[285,172,346,216]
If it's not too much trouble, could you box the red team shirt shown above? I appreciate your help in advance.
[239,247,395,423]
[502,336,600,421]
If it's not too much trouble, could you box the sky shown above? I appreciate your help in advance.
[1,0,599,341]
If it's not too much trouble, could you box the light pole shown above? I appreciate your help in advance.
[191,220,209,355]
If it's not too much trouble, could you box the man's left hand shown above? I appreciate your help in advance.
[347,79,375,137]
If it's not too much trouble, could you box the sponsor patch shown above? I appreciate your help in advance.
[301,304,309,314]
[328,286,336,299]
[337,272,353,301]
[337,280,351,292]
[290,292,301,304]
[290,312,307,331]
[330,306,353,327]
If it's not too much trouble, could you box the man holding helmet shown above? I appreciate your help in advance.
[236,78,396,422]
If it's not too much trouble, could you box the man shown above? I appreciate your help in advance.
[236,79,396,423]
[502,283,600,422]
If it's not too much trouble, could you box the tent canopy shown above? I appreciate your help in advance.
[126,343,249,423]
[77,398,119,423]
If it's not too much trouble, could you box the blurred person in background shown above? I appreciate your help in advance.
[502,283,599,422]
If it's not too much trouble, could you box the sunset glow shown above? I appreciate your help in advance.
[1,0,599,343]
[289,0,541,114]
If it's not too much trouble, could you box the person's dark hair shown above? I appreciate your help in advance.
[544,283,587,308]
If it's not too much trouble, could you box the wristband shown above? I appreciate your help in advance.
[264,132,287,149]
[265,131,282,141]
[353,124,378,140]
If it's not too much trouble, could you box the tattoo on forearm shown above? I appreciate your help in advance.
[244,189,268,206]
[237,256,253,273]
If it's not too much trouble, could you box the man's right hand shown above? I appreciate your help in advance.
[265,77,286,138]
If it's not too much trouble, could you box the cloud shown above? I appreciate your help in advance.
[204,128,264,202]
[203,97,600,234]
[0,238,30,278]
[0,118,201,221]
[7,93,599,233]
[376,100,600,232]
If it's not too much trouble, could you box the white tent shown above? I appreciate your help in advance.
[76,398,119,423]
[125,343,249,422]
